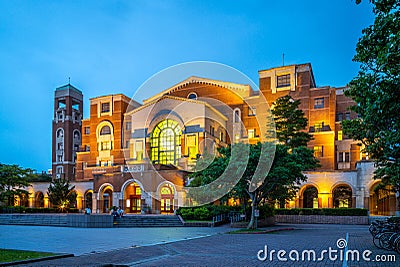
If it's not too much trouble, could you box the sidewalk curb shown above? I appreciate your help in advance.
[229,227,295,234]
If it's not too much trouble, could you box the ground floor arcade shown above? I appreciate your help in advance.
[19,162,399,216]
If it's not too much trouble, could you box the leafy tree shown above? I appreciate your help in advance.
[271,95,313,148]
[28,172,52,182]
[47,178,77,211]
[342,0,400,207]
[0,163,32,206]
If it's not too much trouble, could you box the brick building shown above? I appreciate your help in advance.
[26,63,397,215]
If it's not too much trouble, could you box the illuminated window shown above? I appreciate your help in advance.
[101,141,111,151]
[101,102,110,113]
[314,98,324,109]
[314,146,323,158]
[337,130,343,141]
[248,129,256,139]
[135,140,144,161]
[314,122,324,132]
[277,74,290,88]
[186,134,197,160]
[100,126,111,135]
[150,119,182,165]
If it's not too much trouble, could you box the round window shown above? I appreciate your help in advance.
[187,93,197,100]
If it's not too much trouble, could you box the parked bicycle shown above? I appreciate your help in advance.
[370,218,400,253]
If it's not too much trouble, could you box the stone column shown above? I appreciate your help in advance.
[355,187,364,208]
[93,193,99,213]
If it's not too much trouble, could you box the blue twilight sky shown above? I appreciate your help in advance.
[0,0,374,172]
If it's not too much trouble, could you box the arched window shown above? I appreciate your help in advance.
[150,119,182,165]
[233,108,241,123]
[187,92,197,100]
[333,185,352,208]
[302,186,318,208]
[100,126,111,135]
[74,131,80,139]
[85,191,92,209]
[35,192,44,208]
[57,129,64,138]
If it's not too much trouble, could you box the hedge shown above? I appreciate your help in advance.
[275,208,368,216]
[245,205,275,218]
[177,205,242,221]
[0,206,79,214]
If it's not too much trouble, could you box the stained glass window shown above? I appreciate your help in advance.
[150,120,182,165]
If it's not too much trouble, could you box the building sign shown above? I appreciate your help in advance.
[124,164,144,173]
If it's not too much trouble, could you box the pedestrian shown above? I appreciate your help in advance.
[117,207,124,218]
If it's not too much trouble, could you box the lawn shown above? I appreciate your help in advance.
[0,249,56,263]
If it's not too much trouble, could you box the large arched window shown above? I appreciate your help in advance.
[150,119,182,165]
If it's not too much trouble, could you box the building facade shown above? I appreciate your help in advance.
[26,63,397,215]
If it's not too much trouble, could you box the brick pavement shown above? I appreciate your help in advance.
[16,224,398,267]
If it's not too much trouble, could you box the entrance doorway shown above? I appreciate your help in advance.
[302,186,318,208]
[35,192,44,208]
[370,183,396,215]
[102,188,113,213]
[125,182,142,213]
[333,185,352,208]
[160,184,174,213]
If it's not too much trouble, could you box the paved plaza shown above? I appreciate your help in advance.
[2,224,399,266]
[1,225,231,255]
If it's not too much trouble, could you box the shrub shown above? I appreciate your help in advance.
[179,208,194,220]
[193,207,211,221]
[259,205,275,217]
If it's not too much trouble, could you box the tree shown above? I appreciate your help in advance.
[342,0,400,208]
[0,163,32,206]
[47,178,77,211]
[271,95,313,148]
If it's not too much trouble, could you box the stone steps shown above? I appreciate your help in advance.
[0,214,68,226]
[113,215,183,228]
